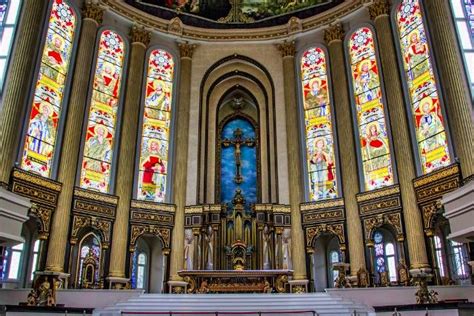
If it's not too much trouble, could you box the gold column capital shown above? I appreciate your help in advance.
[130,25,151,46]
[324,23,345,45]
[82,1,104,24]
[277,41,296,58]
[368,0,390,21]
[178,42,197,59]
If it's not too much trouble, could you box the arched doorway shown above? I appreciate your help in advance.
[130,235,165,293]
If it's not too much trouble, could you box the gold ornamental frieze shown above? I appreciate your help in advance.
[356,184,400,202]
[12,168,62,192]
[362,212,404,241]
[303,210,344,224]
[129,224,171,250]
[100,0,366,42]
[305,223,345,248]
[185,205,204,214]
[74,187,119,205]
[300,198,344,211]
[131,199,176,213]
[413,164,460,188]
[73,200,115,218]
[70,214,112,245]
[131,210,173,225]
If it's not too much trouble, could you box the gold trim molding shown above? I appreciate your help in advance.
[74,187,119,205]
[131,200,176,212]
[100,0,367,42]
[356,185,400,202]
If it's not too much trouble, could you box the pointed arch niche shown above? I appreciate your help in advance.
[197,55,278,204]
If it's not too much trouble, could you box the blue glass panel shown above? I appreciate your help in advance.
[220,118,257,208]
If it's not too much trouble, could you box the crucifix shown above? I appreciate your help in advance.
[222,128,255,184]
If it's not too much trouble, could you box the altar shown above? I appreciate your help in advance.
[178,270,293,294]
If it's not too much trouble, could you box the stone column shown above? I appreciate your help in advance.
[45,3,103,273]
[324,24,366,276]
[369,0,429,269]
[276,42,307,285]
[168,43,196,291]
[424,0,474,180]
[0,0,48,184]
[107,26,150,285]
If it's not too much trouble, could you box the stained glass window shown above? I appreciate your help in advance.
[450,0,474,99]
[300,47,338,201]
[396,1,452,174]
[348,27,394,191]
[434,235,446,277]
[20,0,78,177]
[373,231,397,283]
[79,30,126,193]
[0,0,21,91]
[136,49,174,202]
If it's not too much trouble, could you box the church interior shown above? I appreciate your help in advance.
[0,0,473,315]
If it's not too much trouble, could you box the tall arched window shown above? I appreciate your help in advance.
[136,49,174,202]
[29,239,40,281]
[395,1,452,174]
[300,47,338,201]
[0,0,22,92]
[348,27,394,191]
[20,0,78,178]
[450,0,474,99]
[329,250,340,285]
[434,235,446,277]
[79,30,126,193]
[373,231,397,283]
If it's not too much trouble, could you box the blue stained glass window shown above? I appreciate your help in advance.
[219,117,257,208]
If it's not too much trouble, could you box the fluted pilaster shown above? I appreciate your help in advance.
[324,24,366,275]
[369,1,429,269]
[45,3,103,272]
[108,25,150,279]
[277,41,307,281]
[0,0,48,184]
[169,43,196,281]
[424,0,474,180]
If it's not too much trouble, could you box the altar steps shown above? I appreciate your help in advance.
[93,293,375,316]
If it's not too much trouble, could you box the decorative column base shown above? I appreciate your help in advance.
[289,279,309,293]
[107,277,130,290]
[410,268,439,304]
[168,280,188,294]
[27,271,70,307]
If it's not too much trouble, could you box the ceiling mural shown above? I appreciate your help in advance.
[126,0,343,29]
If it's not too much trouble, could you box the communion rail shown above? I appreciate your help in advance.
[121,311,362,315]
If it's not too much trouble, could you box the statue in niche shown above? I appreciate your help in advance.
[262,225,271,270]
[184,229,195,270]
[282,228,292,270]
[205,226,214,270]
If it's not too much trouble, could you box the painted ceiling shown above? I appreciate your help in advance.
[125,0,344,29]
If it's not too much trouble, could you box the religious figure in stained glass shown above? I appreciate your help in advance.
[137,49,175,203]
[21,0,77,177]
[300,47,338,201]
[348,27,394,191]
[80,30,125,192]
[396,0,451,174]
